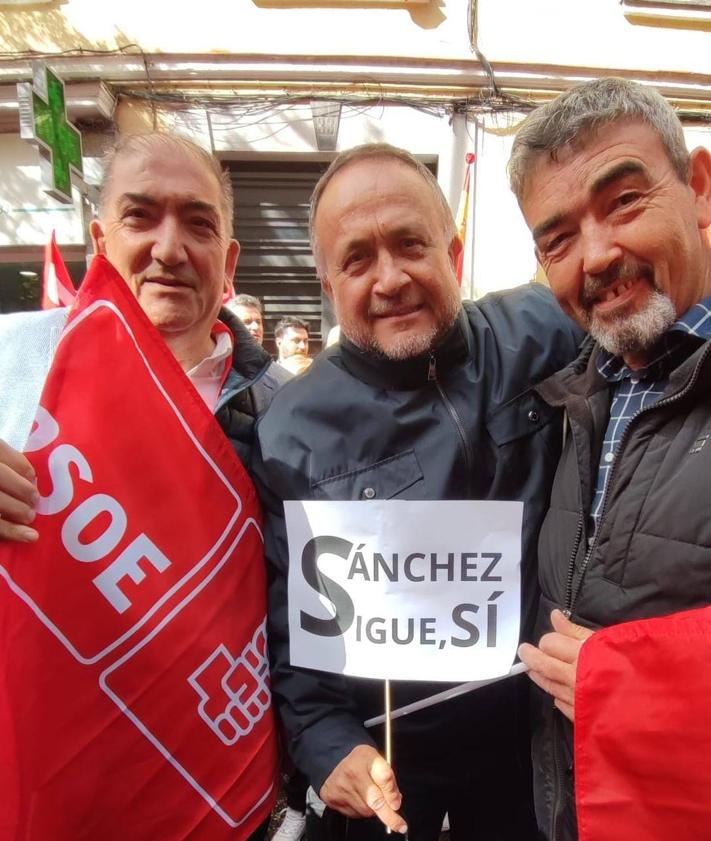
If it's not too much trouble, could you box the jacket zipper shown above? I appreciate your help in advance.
[428,352,474,495]
[562,513,584,618]
[564,343,710,616]
[552,517,584,839]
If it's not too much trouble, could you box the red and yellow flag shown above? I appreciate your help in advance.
[455,152,476,284]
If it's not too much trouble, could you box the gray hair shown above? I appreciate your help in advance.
[508,77,690,201]
[98,133,235,236]
[233,293,262,312]
[309,143,456,277]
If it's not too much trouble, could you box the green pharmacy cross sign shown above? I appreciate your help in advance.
[17,63,84,204]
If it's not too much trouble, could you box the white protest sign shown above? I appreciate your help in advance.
[285,500,523,682]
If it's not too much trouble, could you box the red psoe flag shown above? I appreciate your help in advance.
[575,606,711,841]
[41,231,77,309]
[455,152,476,284]
[0,256,279,840]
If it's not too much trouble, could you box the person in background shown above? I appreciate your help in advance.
[275,316,312,375]
[227,292,265,346]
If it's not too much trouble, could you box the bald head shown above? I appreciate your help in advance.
[309,143,455,279]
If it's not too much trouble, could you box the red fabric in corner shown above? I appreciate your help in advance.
[575,606,711,841]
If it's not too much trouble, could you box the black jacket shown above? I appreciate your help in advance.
[532,334,711,841]
[254,284,581,794]
[215,308,290,467]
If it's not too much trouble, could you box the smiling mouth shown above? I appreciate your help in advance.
[595,278,637,304]
[373,305,422,319]
[144,277,192,290]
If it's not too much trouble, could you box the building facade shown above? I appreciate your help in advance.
[1,0,709,345]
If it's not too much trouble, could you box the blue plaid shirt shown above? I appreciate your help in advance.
[590,294,711,537]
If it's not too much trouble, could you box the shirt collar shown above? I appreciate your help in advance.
[186,323,233,379]
[596,292,711,383]
[185,322,234,411]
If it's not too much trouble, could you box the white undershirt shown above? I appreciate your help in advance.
[185,330,233,412]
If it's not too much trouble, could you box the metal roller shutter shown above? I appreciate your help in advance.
[228,161,328,355]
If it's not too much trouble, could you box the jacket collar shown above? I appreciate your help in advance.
[335,308,470,391]
[535,335,605,407]
[537,331,711,409]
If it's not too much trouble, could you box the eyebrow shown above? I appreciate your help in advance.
[589,160,649,196]
[532,213,565,244]
[118,192,219,216]
[532,160,649,245]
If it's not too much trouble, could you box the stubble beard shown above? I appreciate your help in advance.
[341,294,461,361]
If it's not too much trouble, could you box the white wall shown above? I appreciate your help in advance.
[468,113,537,297]
[0,135,85,248]
[0,0,472,61]
[479,0,709,77]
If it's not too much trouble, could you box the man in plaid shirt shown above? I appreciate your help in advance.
[510,78,711,840]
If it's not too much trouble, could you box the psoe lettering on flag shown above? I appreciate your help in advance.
[0,256,278,840]
[285,499,523,683]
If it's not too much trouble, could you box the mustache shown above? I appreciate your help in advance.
[581,260,654,308]
[368,299,422,318]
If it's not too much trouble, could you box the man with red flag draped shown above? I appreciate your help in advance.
[510,78,711,841]
[0,134,283,840]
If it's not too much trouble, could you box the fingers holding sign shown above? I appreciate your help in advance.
[518,609,594,722]
[0,439,39,542]
[320,744,408,835]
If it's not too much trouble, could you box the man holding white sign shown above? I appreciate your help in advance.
[255,144,582,840]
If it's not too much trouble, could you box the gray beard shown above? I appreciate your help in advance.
[588,290,677,357]
[361,322,442,360]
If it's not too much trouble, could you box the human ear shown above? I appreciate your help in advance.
[688,147,711,230]
[223,239,240,294]
[89,219,107,255]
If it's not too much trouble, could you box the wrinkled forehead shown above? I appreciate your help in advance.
[104,143,225,213]
[321,158,444,226]
[518,118,678,203]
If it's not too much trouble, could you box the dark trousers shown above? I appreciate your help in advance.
[306,758,537,841]
[247,817,270,841]
[286,768,309,813]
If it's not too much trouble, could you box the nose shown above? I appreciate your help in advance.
[151,216,188,267]
[372,250,408,296]
[580,221,623,278]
